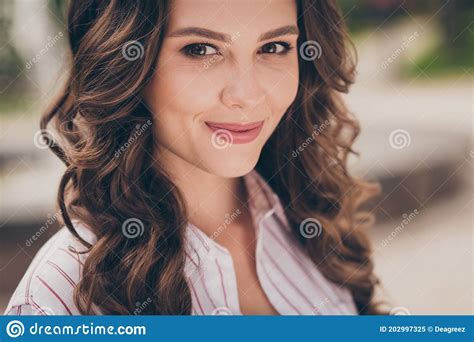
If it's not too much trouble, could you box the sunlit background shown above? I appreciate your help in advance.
[1,0,472,314]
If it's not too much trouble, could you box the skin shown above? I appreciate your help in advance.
[144,0,299,314]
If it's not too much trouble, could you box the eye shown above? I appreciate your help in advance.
[258,41,293,55]
[182,43,220,57]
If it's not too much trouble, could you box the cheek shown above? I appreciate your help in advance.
[148,66,216,117]
[145,65,221,148]
[146,54,299,137]
[262,66,299,118]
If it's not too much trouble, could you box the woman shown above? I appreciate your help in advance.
[5,0,383,315]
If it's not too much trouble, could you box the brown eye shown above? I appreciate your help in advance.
[183,43,219,57]
[259,41,292,54]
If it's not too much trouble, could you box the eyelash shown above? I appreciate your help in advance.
[181,41,294,59]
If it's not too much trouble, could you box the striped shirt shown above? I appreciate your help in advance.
[4,169,357,315]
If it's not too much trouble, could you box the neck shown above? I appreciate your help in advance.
[157,147,248,237]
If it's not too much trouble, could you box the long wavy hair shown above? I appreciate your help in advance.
[41,0,385,315]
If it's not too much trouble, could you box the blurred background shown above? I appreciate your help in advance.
[0,0,472,314]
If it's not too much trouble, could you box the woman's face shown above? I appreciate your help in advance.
[144,0,299,177]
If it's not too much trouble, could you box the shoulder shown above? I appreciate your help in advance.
[4,220,96,316]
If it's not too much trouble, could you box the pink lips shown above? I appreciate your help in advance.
[205,120,264,144]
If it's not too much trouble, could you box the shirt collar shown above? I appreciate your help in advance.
[186,169,291,257]
[243,169,291,234]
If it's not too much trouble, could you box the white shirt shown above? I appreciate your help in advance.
[5,169,357,315]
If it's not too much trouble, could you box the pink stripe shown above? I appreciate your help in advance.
[264,221,337,310]
[46,261,76,287]
[23,226,87,304]
[259,259,301,314]
[250,170,277,213]
[25,275,33,303]
[200,273,218,311]
[264,220,351,314]
[254,173,273,205]
[184,250,199,269]
[30,299,47,315]
[215,259,229,307]
[25,256,52,304]
[23,231,62,303]
[36,276,73,315]
[245,176,257,200]
[271,198,291,233]
[188,281,204,315]
[188,225,210,252]
[265,225,305,269]
[262,245,315,309]
[59,247,84,266]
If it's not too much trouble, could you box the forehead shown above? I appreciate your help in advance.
[166,0,298,39]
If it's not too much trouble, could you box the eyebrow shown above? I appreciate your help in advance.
[167,25,299,43]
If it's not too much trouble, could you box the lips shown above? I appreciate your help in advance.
[204,121,264,132]
[205,120,264,144]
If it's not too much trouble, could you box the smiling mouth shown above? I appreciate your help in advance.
[204,120,264,144]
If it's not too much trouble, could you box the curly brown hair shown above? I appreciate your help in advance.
[41,0,385,315]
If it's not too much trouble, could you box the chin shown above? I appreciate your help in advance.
[206,156,259,179]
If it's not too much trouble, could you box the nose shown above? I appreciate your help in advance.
[220,65,266,111]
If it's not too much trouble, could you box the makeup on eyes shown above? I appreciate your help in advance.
[181,41,220,58]
[180,40,294,59]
